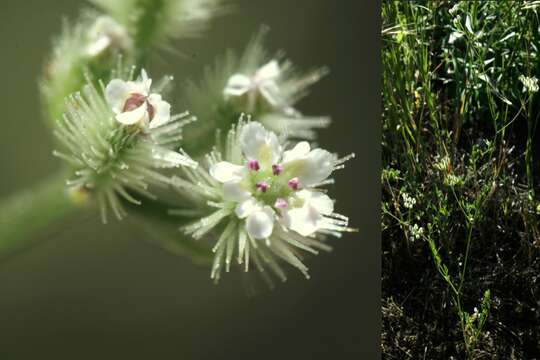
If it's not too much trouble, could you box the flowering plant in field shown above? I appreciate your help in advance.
[1,0,355,285]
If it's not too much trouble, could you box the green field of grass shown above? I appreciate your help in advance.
[382,1,540,358]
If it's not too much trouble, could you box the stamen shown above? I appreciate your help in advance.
[274,198,288,209]
[288,177,299,190]
[123,93,155,121]
[123,93,146,112]
[248,159,260,171]
[272,164,283,176]
[256,181,269,193]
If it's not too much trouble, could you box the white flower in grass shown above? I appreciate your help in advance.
[54,69,197,222]
[106,69,171,129]
[176,121,354,283]
[86,16,132,57]
[519,75,539,93]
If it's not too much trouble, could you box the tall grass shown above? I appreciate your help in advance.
[382,1,540,358]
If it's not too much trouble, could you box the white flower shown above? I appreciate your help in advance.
[176,120,354,282]
[54,70,196,222]
[401,192,416,209]
[209,122,336,239]
[448,31,464,44]
[224,60,284,112]
[105,69,171,129]
[86,16,132,57]
[90,0,225,44]
[519,75,539,93]
[180,31,330,145]
[409,223,424,241]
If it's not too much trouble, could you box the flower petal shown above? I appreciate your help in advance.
[282,141,311,163]
[147,93,171,129]
[224,74,251,97]
[115,103,147,125]
[287,148,335,187]
[282,205,321,237]
[105,79,129,113]
[87,36,112,57]
[245,206,275,239]
[223,180,250,202]
[209,161,245,183]
[139,69,152,93]
[255,60,280,82]
[240,122,281,165]
[297,189,334,215]
[235,197,259,219]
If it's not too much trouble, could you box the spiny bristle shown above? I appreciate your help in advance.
[54,72,197,222]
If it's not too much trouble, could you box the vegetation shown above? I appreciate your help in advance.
[382,1,540,358]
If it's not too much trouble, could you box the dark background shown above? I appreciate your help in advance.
[0,0,380,358]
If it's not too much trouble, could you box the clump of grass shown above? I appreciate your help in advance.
[382,1,540,358]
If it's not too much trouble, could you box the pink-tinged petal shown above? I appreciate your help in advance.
[245,206,275,239]
[209,161,245,183]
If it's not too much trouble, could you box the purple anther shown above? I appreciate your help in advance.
[272,164,283,176]
[288,177,299,190]
[256,181,269,193]
[274,198,288,209]
[123,93,154,121]
[248,160,260,171]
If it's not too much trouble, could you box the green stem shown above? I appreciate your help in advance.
[526,97,534,198]
[134,0,165,68]
[0,173,79,259]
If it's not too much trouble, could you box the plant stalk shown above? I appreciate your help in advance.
[0,172,79,259]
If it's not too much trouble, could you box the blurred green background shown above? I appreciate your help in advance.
[0,0,380,358]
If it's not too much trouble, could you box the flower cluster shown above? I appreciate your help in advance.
[181,31,330,153]
[519,75,539,93]
[42,1,355,286]
[54,68,196,222]
[90,0,225,46]
[401,192,416,209]
[175,121,354,282]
